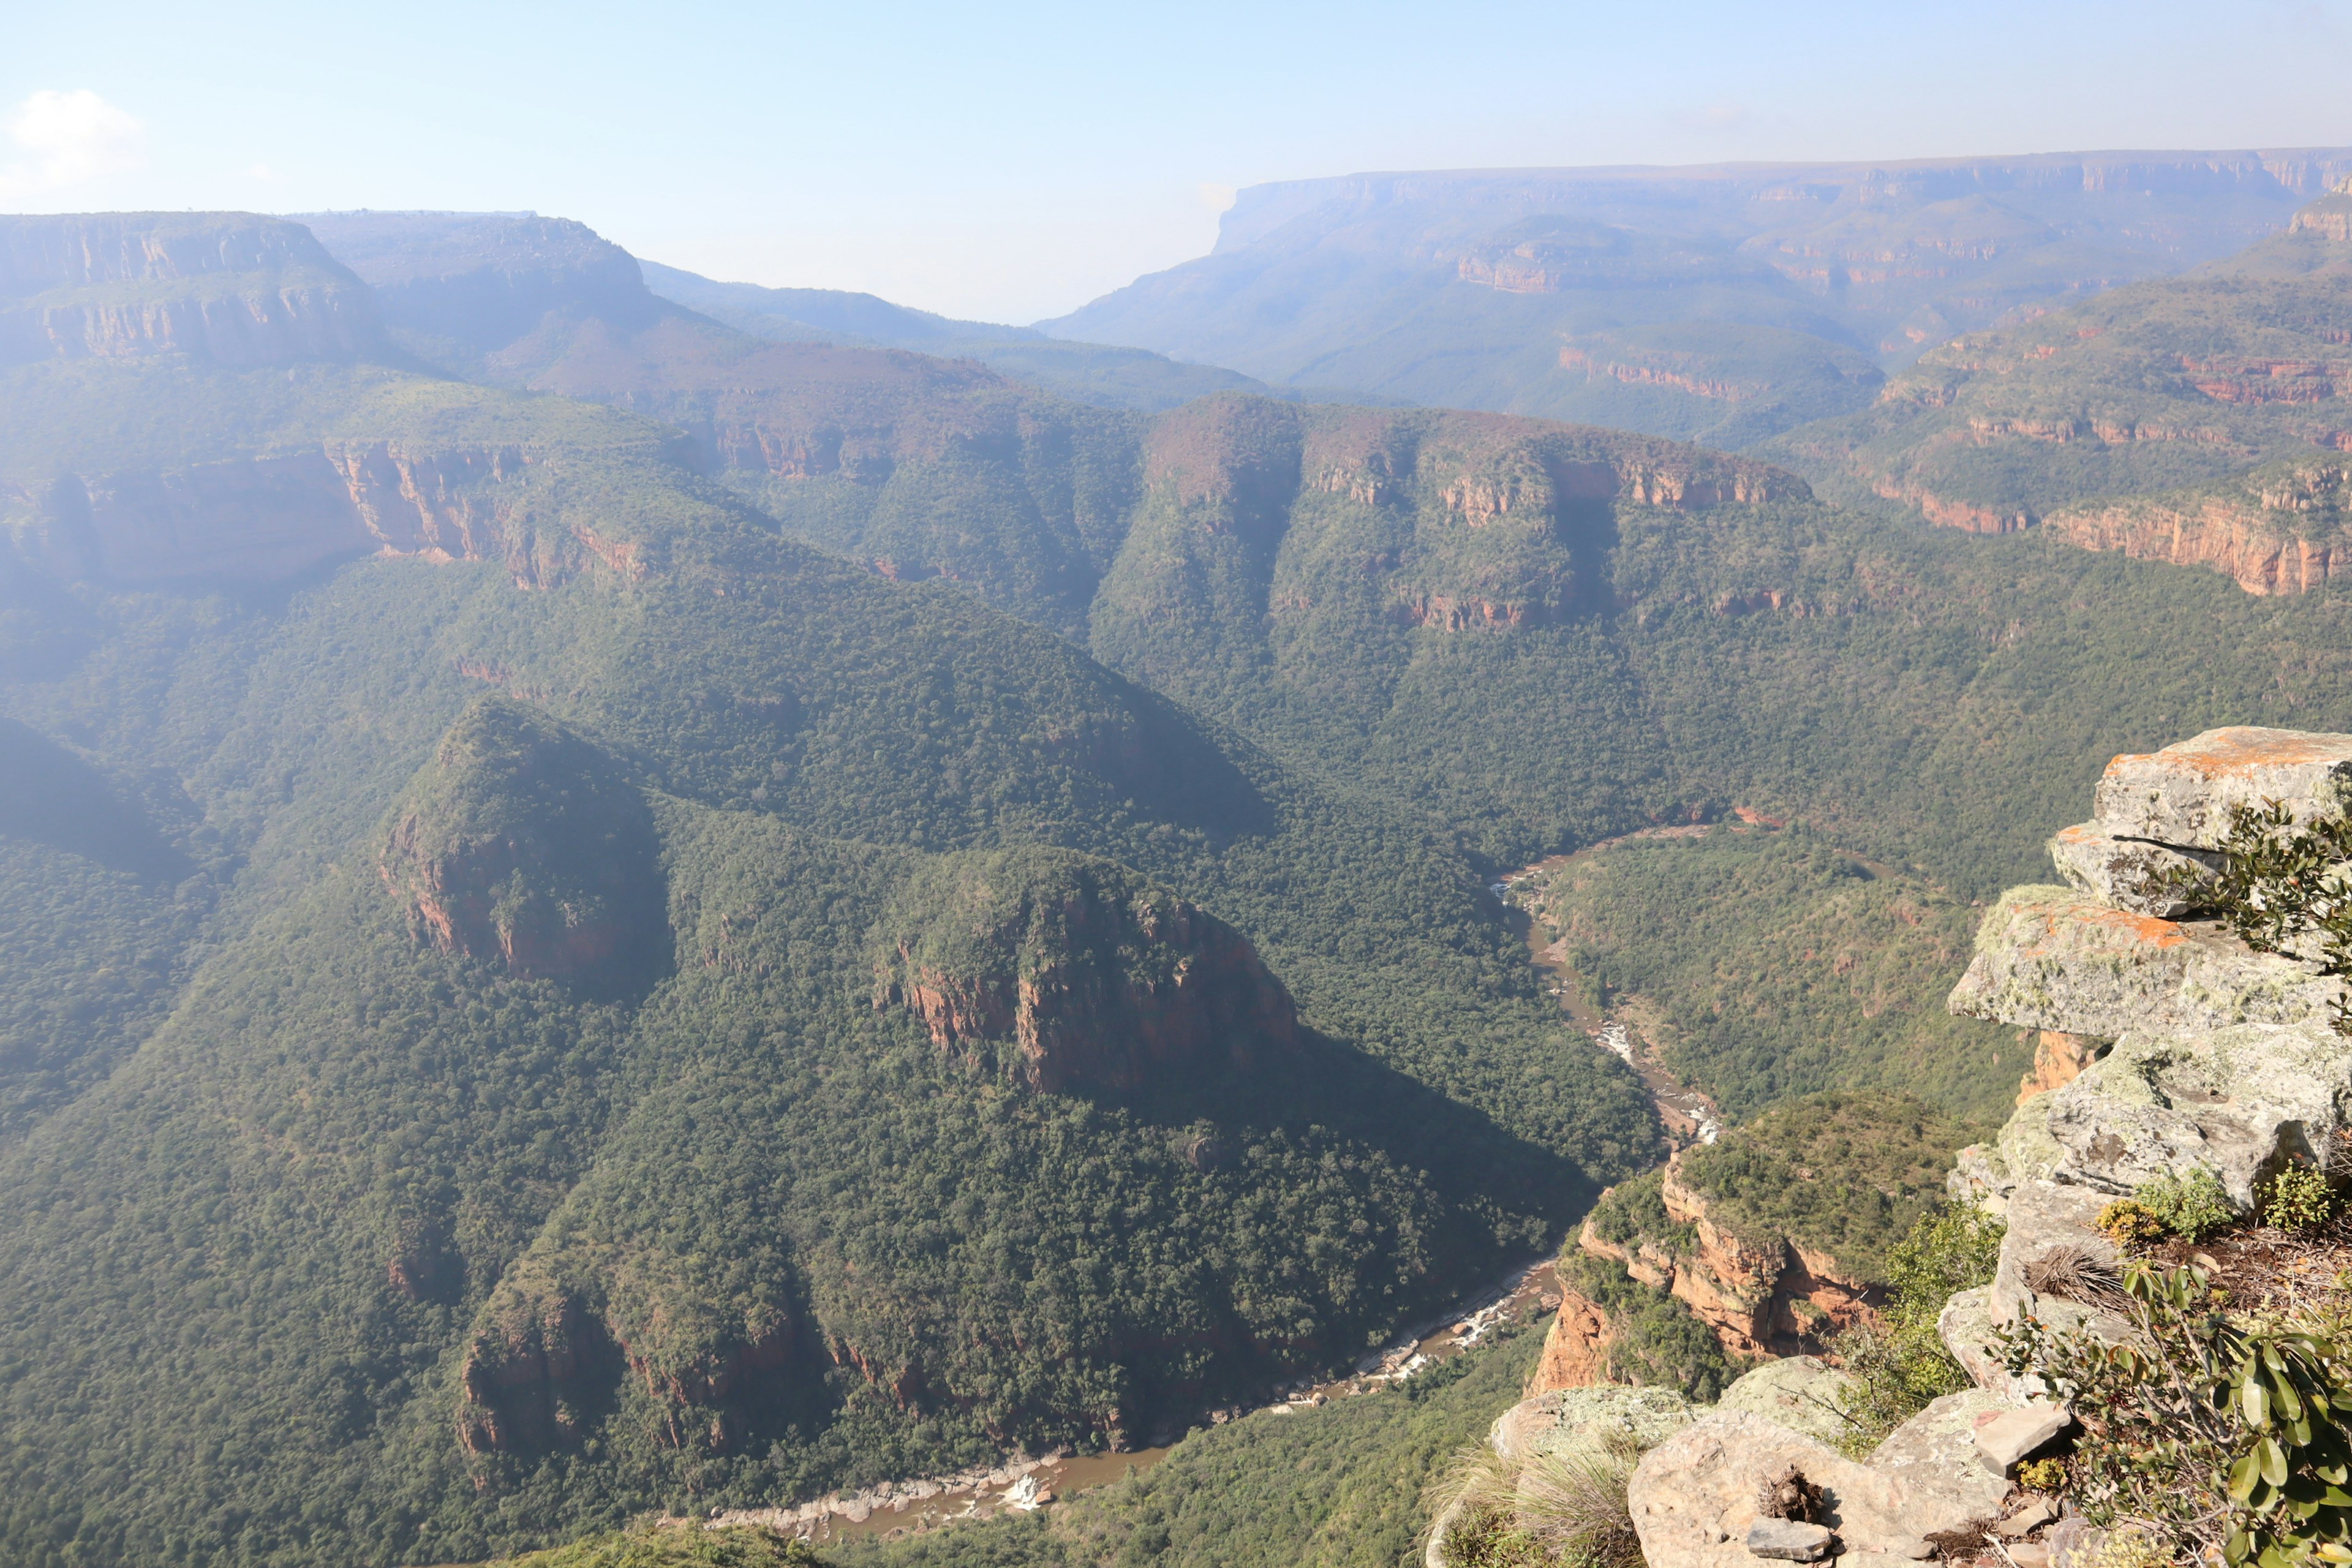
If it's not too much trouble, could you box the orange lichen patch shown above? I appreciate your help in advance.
[2104,726,2352,780]
[2013,895,2190,953]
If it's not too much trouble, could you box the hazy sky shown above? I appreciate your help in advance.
[7,1,2349,323]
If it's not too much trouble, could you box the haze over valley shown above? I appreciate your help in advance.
[9,8,2352,1566]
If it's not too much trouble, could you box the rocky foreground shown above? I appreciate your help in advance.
[1480,726,2352,1567]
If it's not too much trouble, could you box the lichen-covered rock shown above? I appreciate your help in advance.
[1989,1182,2127,1336]
[2048,823,2218,918]
[1713,1357,1860,1446]
[1936,1286,2029,1400]
[1627,1411,1947,1568]
[2040,1021,2352,1205]
[1867,1390,2015,1526]
[2094,727,2352,849]
[1490,1382,1693,1463]
[1948,885,2336,1038]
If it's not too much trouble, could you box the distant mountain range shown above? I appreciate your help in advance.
[8,168,2352,1568]
[1047,149,2352,446]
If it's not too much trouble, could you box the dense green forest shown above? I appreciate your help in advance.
[1526,824,2016,1125]
[7,202,2350,1568]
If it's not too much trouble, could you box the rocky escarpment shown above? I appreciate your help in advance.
[873,846,1297,1095]
[1596,730,2352,1566]
[299,210,658,371]
[1569,1152,1879,1366]
[14,439,641,587]
[2042,456,2350,595]
[379,697,667,992]
[0,213,382,366]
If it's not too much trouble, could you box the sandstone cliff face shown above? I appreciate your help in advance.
[379,698,666,991]
[455,1261,798,1460]
[2043,458,2350,595]
[20,440,639,588]
[875,847,1297,1095]
[1526,1287,1617,1393]
[0,213,382,366]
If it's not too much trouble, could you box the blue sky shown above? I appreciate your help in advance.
[6,0,2348,322]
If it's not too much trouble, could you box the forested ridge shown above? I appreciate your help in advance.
[8,203,2352,1568]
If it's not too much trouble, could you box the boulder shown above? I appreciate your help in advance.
[1626,1412,1953,1568]
[2040,1021,2352,1205]
[1948,886,2335,1040]
[1974,1402,2071,1472]
[1746,1518,1836,1561]
[1490,1383,1693,1463]
[1868,1390,2016,1530]
[1713,1357,1860,1446]
[2094,727,2352,850]
[1936,1286,2031,1400]
[1989,1182,2128,1336]
[2048,823,2218,918]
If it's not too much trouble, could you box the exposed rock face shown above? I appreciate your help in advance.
[380,698,666,990]
[875,847,1297,1095]
[2015,1029,2100,1104]
[2046,462,2352,595]
[1627,1406,2001,1568]
[1526,1287,1616,1393]
[454,1259,796,1460]
[1948,726,2352,1344]
[0,213,382,366]
[1578,1153,1880,1361]
[18,440,637,588]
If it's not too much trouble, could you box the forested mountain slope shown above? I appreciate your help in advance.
[304,213,2352,904]
[1045,150,2352,445]
[0,213,1657,1568]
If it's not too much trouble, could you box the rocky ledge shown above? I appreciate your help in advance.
[1577,724,2352,1567]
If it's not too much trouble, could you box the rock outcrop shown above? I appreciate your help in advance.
[1627,724,2352,1568]
[380,698,667,991]
[16,439,641,588]
[1525,1287,1616,1393]
[874,846,1297,1095]
[2045,459,2352,597]
[0,213,382,366]
[1572,1139,1895,1365]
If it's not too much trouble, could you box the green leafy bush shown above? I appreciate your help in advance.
[2264,1166,2337,1233]
[1831,1202,2005,1449]
[1994,1261,2352,1567]
[2141,1168,2240,1245]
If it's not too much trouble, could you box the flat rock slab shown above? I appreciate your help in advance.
[1628,1412,1937,1568]
[1868,1390,2015,1530]
[1948,886,2334,1039]
[1490,1383,1693,1462]
[2095,727,2352,849]
[1714,1356,1860,1446]
[1975,1402,2071,1471]
[2049,823,2217,918]
[1746,1518,1835,1561]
